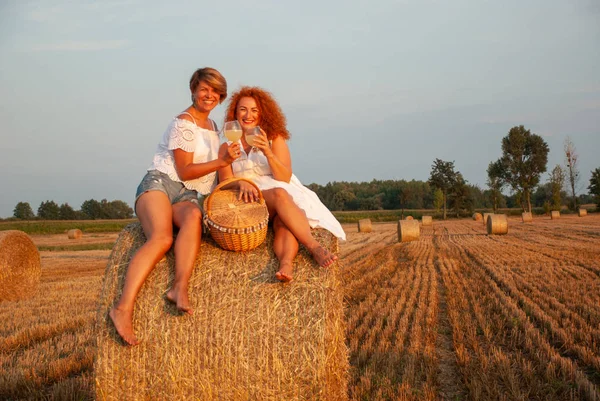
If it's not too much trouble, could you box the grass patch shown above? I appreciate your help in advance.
[0,219,136,235]
[37,243,115,252]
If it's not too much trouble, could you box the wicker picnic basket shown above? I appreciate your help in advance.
[203,177,269,252]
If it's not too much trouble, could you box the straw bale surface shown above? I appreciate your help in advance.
[421,216,433,226]
[578,208,588,217]
[521,212,533,223]
[397,220,420,242]
[357,219,372,233]
[0,230,41,301]
[67,229,83,239]
[95,223,348,401]
[483,213,493,225]
[472,213,482,221]
[551,211,560,220]
[487,214,508,235]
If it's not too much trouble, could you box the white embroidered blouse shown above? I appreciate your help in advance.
[148,114,220,195]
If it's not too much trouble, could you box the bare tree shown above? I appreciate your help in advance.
[564,136,580,210]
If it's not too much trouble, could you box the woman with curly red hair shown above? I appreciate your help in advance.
[217,86,346,283]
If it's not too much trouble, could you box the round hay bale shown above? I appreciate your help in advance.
[487,214,508,235]
[472,212,482,221]
[551,210,560,220]
[95,223,348,401]
[67,229,83,239]
[578,208,588,217]
[0,230,41,301]
[483,213,493,225]
[421,216,433,226]
[521,212,533,223]
[405,215,414,220]
[357,218,372,233]
[397,220,420,242]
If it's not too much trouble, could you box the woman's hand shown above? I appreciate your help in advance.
[222,142,241,164]
[238,181,259,203]
[250,128,273,157]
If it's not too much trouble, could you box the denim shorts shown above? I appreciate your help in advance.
[135,170,202,212]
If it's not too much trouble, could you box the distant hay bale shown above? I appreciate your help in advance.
[357,219,372,233]
[405,216,414,220]
[487,214,508,235]
[421,216,433,226]
[483,213,493,225]
[578,208,588,217]
[521,212,533,223]
[67,229,83,239]
[95,223,348,401]
[473,212,482,221]
[0,230,41,302]
[551,211,560,220]
[397,220,420,242]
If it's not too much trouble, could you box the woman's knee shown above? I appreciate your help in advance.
[147,233,174,252]
[174,203,203,229]
[270,188,292,204]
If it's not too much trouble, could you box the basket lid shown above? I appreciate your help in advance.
[204,178,269,234]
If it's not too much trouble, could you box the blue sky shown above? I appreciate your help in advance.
[1,0,598,218]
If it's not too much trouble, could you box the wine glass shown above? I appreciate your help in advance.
[224,121,242,143]
[245,126,260,152]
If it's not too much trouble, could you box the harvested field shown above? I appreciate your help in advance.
[1,214,600,400]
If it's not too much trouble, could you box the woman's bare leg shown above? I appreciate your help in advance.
[166,201,202,314]
[263,188,337,267]
[272,215,298,282]
[110,191,174,345]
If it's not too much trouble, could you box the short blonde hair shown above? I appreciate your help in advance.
[189,67,227,103]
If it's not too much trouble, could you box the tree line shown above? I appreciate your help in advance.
[12,199,134,220]
[10,125,600,221]
[309,125,599,218]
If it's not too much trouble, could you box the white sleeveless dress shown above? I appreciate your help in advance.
[230,142,346,240]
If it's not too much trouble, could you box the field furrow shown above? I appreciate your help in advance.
[1,215,599,400]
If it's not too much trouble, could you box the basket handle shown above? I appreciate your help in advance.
[205,177,264,211]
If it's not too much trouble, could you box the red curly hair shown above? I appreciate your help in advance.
[224,86,290,140]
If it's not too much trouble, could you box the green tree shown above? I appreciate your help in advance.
[81,199,103,219]
[331,190,356,211]
[548,165,565,211]
[13,202,35,220]
[486,160,505,213]
[497,125,549,213]
[37,200,60,220]
[432,188,444,212]
[532,182,552,207]
[102,199,134,219]
[59,203,78,220]
[428,159,457,220]
[448,173,473,217]
[564,136,580,210]
[588,168,600,210]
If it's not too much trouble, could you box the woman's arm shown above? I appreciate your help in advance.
[217,143,236,184]
[217,143,260,202]
[254,130,292,183]
[174,142,240,181]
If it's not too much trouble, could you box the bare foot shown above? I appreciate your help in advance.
[166,287,193,315]
[275,261,293,283]
[310,245,338,268]
[109,307,140,346]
